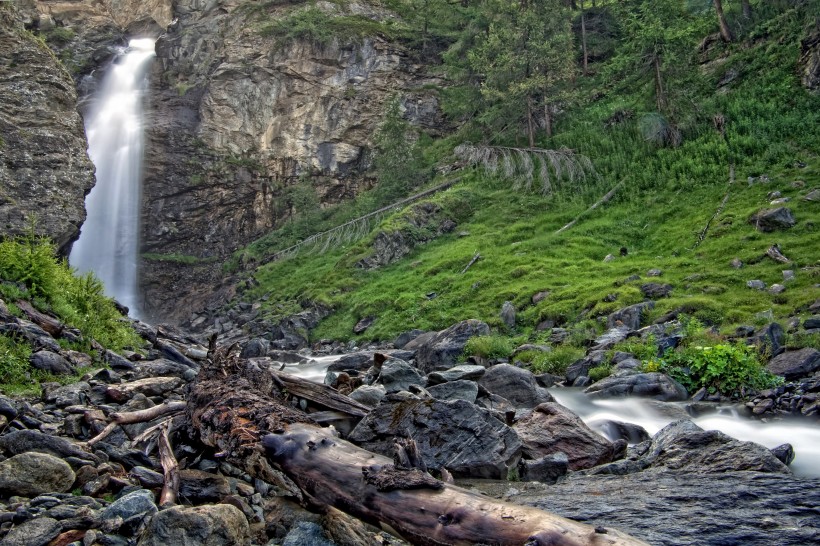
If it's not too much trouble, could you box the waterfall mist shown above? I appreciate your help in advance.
[70,38,156,318]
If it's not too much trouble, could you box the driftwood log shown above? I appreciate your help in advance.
[186,355,650,546]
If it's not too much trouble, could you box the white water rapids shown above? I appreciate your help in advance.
[281,356,820,477]
[70,38,156,317]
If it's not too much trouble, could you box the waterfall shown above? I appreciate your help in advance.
[70,38,156,317]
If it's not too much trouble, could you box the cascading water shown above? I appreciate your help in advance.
[70,38,156,317]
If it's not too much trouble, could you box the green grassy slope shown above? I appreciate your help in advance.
[232,2,820,344]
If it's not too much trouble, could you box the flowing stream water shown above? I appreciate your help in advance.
[70,39,156,317]
[281,356,820,477]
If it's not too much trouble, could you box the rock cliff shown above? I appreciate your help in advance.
[14,0,444,322]
[0,5,94,254]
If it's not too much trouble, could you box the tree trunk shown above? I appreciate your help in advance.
[653,54,666,113]
[526,96,535,148]
[741,0,752,19]
[544,102,553,138]
[186,358,650,546]
[714,0,735,42]
[580,0,589,75]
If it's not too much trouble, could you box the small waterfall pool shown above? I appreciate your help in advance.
[280,356,820,477]
[70,38,156,317]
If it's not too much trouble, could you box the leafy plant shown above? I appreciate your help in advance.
[463,335,514,359]
[588,363,613,382]
[523,346,585,376]
[0,335,32,387]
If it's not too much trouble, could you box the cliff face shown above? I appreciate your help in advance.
[12,0,444,322]
[138,1,444,322]
[0,6,94,254]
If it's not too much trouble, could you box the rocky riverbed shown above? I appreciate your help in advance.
[2,295,820,545]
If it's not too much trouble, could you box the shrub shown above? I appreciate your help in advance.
[588,364,613,382]
[525,346,585,376]
[0,335,32,386]
[463,335,514,359]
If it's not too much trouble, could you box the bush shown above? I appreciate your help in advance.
[588,364,613,382]
[0,335,32,386]
[463,335,514,359]
[524,346,585,376]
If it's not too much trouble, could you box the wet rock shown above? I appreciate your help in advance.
[100,489,157,529]
[607,302,655,331]
[29,350,73,375]
[518,452,569,484]
[804,315,820,329]
[513,403,616,471]
[584,373,688,402]
[771,443,795,466]
[416,320,490,373]
[565,350,606,384]
[348,385,386,407]
[592,420,651,444]
[766,348,820,380]
[0,452,75,496]
[43,382,90,407]
[378,358,426,393]
[591,327,631,350]
[427,380,479,403]
[0,429,98,466]
[136,504,250,546]
[134,359,195,379]
[426,364,486,385]
[240,338,270,359]
[281,521,336,546]
[0,516,61,546]
[393,329,426,349]
[0,394,18,420]
[348,398,521,479]
[748,322,785,357]
[478,364,552,409]
[328,350,414,373]
[178,470,230,503]
[749,207,796,231]
[500,301,516,328]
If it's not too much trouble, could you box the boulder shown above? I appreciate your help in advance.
[607,302,655,331]
[426,364,486,385]
[135,358,196,379]
[500,301,516,328]
[137,504,250,546]
[749,207,796,231]
[378,358,426,393]
[591,327,631,350]
[746,279,766,290]
[767,348,820,380]
[29,350,73,375]
[0,452,75,496]
[0,394,18,419]
[748,322,785,357]
[415,320,490,373]
[328,350,414,373]
[513,403,617,471]
[43,381,90,407]
[584,373,688,402]
[427,379,479,403]
[394,329,426,349]
[771,443,795,466]
[640,283,672,299]
[518,452,569,484]
[348,385,386,407]
[179,470,231,503]
[591,420,651,444]
[804,315,820,329]
[348,398,522,478]
[281,521,336,546]
[101,489,158,528]
[0,429,98,465]
[478,364,553,409]
[565,350,606,384]
[0,516,61,546]
[353,316,376,334]
[240,338,270,358]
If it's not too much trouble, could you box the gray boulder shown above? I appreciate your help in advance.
[282,521,336,546]
[42,381,90,407]
[394,329,426,349]
[640,283,672,299]
[478,364,553,409]
[0,452,75,496]
[240,338,270,359]
[513,403,617,471]
[348,398,521,478]
[415,320,490,373]
[379,358,426,393]
[0,516,61,546]
[591,327,631,350]
[500,301,516,328]
[328,350,415,373]
[29,350,73,375]
[0,394,18,419]
[137,504,250,546]
[607,302,655,331]
[427,379,479,403]
[426,364,486,385]
[748,322,785,357]
[0,429,98,465]
[585,373,688,402]
[179,469,231,503]
[565,350,606,384]
[348,384,386,407]
[101,489,158,528]
[518,452,569,484]
[767,348,820,380]
[750,207,796,231]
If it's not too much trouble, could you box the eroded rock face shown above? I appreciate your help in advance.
[0,7,94,254]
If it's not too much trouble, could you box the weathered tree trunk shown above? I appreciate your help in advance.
[186,359,650,546]
[714,0,735,42]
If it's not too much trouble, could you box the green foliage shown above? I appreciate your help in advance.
[45,27,76,46]
[142,253,217,265]
[463,335,514,360]
[258,5,396,45]
[0,335,32,387]
[0,236,141,353]
[524,346,586,376]
[373,97,430,204]
[588,363,613,382]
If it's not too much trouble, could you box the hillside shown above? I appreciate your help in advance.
[211,0,819,348]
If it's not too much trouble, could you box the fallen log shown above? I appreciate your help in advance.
[187,361,650,546]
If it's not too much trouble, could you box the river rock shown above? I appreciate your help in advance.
[134,358,195,379]
[179,469,231,503]
[43,381,90,407]
[348,398,521,478]
[29,350,73,375]
[518,452,569,484]
[0,516,62,546]
[378,358,426,393]
[328,350,414,373]
[0,429,98,465]
[478,364,553,409]
[750,207,796,231]
[565,350,606,384]
[427,379,479,403]
[426,364,486,385]
[607,302,655,331]
[748,322,785,357]
[348,384,386,407]
[101,489,158,529]
[281,521,336,546]
[415,319,490,373]
[591,327,631,350]
[137,504,250,546]
[0,394,18,419]
[240,338,270,359]
[766,348,820,380]
[0,452,75,496]
[394,329,426,349]
[585,373,688,402]
[513,403,617,471]
[592,420,651,444]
